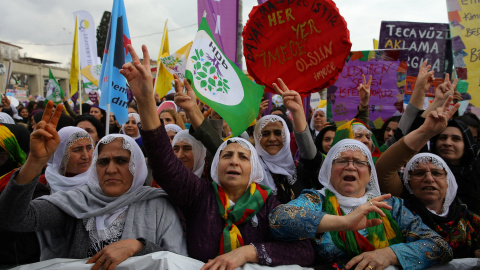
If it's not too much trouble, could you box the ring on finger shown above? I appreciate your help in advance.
[367,265,374,270]
[97,259,105,264]
[369,201,373,206]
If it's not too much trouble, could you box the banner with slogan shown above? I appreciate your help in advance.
[186,17,264,138]
[197,0,239,66]
[379,21,452,78]
[74,10,100,94]
[243,0,351,97]
[446,0,480,106]
[327,50,406,127]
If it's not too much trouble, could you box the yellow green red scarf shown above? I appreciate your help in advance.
[332,119,382,163]
[213,182,271,254]
[0,124,26,166]
[323,189,402,258]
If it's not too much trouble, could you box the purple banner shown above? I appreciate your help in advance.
[327,51,405,122]
[197,0,239,65]
[378,21,451,78]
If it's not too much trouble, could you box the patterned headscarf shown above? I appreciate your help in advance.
[0,124,27,166]
[403,153,457,217]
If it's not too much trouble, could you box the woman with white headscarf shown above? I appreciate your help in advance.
[165,123,183,143]
[171,130,206,178]
[310,108,327,140]
[0,102,187,268]
[43,126,94,193]
[120,44,314,269]
[270,139,453,269]
[375,97,480,258]
[121,113,142,148]
[0,112,15,124]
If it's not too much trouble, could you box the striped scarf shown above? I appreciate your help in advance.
[332,119,382,163]
[324,189,402,259]
[0,124,26,166]
[213,182,271,254]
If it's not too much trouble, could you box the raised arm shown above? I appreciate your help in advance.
[409,61,434,110]
[121,45,209,210]
[272,78,316,160]
[377,96,460,195]
[421,73,458,118]
[355,74,372,124]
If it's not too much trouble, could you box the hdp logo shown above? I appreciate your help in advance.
[79,20,90,31]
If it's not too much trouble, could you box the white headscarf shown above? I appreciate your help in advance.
[45,126,94,193]
[120,113,141,140]
[310,108,326,134]
[210,137,263,188]
[165,124,183,133]
[318,139,381,214]
[172,130,207,177]
[88,134,148,231]
[0,112,15,124]
[403,153,457,217]
[254,115,296,192]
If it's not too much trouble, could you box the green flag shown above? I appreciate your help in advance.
[46,68,65,104]
[185,17,264,138]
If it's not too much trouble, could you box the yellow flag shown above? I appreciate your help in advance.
[373,39,379,50]
[154,20,171,98]
[70,16,80,96]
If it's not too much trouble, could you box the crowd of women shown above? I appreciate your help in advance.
[0,44,479,270]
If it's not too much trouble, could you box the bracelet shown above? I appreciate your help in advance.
[360,104,369,109]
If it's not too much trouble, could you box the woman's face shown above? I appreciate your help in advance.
[408,162,448,208]
[384,121,398,142]
[109,113,116,125]
[96,138,134,197]
[160,112,175,125]
[124,117,139,138]
[30,117,37,130]
[65,138,93,175]
[435,127,464,165]
[353,130,373,152]
[173,141,194,171]
[330,150,371,198]
[322,130,335,153]
[260,121,284,155]
[218,143,251,190]
[313,110,326,131]
[19,108,29,118]
[90,107,103,121]
[179,111,187,124]
[77,121,99,144]
[167,130,177,143]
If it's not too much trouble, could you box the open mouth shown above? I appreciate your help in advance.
[422,186,437,191]
[343,176,356,182]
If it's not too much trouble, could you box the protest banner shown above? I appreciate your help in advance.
[379,21,452,79]
[243,0,351,97]
[447,0,480,106]
[327,50,406,126]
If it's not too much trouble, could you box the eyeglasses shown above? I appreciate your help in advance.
[409,169,447,180]
[332,159,370,168]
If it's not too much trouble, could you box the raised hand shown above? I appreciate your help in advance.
[120,44,153,102]
[1,95,10,109]
[341,194,392,231]
[434,73,458,102]
[29,101,62,164]
[358,74,372,108]
[420,95,460,136]
[257,99,269,120]
[173,74,197,113]
[272,78,303,113]
[16,101,63,185]
[414,61,435,94]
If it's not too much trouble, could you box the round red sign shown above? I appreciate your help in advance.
[243,0,352,97]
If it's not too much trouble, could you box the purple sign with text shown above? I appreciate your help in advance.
[327,50,405,122]
[197,0,239,65]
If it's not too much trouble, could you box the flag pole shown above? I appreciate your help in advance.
[78,69,82,115]
[105,103,110,135]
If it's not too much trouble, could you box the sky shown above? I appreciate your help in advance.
[0,0,450,69]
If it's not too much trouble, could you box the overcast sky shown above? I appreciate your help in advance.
[0,0,449,69]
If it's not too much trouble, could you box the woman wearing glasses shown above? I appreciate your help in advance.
[269,98,458,269]
[376,98,480,258]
